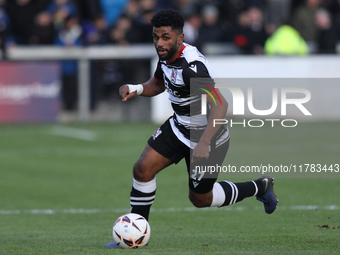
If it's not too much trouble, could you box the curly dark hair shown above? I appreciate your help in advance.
[151,9,185,33]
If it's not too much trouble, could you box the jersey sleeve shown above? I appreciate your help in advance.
[153,61,163,81]
[182,61,215,95]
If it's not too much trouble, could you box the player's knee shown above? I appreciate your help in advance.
[132,162,145,181]
[189,193,210,208]
[133,161,152,182]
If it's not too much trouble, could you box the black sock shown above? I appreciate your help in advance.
[218,181,260,207]
[130,187,155,221]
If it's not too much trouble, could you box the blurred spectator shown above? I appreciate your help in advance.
[124,0,140,20]
[55,16,83,110]
[99,0,129,27]
[136,10,155,43]
[248,6,268,54]
[215,1,239,40]
[216,0,247,27]
[264,25,309,55]
[232,8,251,52]
[195,0,237,23]
[139,0,156,12]
[0,0,9,52]
[156,0,174,10]
[292,0,321,43]
[265,0,292,35]
[122,0,156,43]
[93,15,108,41]
[183,12,202,45]
[334,0,340,51]
[80,13,108,111]
[107,14,132,45]
[29,11,55,45]
[315,8,337,53]
[46,0,78,31]
[82,15,107,45]
[232,6,268,54]
[73,0,102,20]
[196,5,224,51]
[55,15,82,46]
[6,0,39,45]
[173,0,198,17]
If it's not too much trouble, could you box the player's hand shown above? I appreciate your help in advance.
[191,141,209,163]
[119,84,137,102]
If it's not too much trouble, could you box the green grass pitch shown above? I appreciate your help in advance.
[0,121,340,254]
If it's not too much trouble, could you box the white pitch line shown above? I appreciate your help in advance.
[0,205,339,215]
[50,126,97,141]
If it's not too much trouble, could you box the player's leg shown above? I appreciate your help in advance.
[133,144,172,182]
[130,118,186,221]
[209,175,277,214]
[188,176,277,213]
[207,140,277,213]
[186,140,229,207]
[106,145,171,248]
[187,140,278,213]
[130,144,172,221]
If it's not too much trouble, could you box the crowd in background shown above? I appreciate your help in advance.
[1,0,340,55]
[1,0,340,111]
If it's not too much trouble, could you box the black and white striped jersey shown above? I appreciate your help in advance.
[154,42,229,149]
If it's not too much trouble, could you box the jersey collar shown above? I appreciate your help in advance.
[177,44,186,59]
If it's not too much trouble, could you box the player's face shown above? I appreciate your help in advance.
[153,26,183,62]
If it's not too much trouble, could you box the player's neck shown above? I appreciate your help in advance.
[166,43,185,64]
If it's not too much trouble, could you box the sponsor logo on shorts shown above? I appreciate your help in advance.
[192,181,199,188]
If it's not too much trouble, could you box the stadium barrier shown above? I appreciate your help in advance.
[6,45,156,122]
[4,45,340,123]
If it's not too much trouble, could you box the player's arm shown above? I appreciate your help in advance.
[119,77,165,101]
[192,91,228,162]
[120,61,165,101]
[182,61,228,162]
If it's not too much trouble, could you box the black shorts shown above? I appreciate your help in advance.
[148,117,229,194]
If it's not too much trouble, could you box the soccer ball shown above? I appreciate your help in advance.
[112,213,151,249]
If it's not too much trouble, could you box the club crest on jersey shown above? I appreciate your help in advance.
[152,128,162,140]
[171,69,177,84]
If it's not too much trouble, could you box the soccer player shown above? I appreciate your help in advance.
[105,9,278,248]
